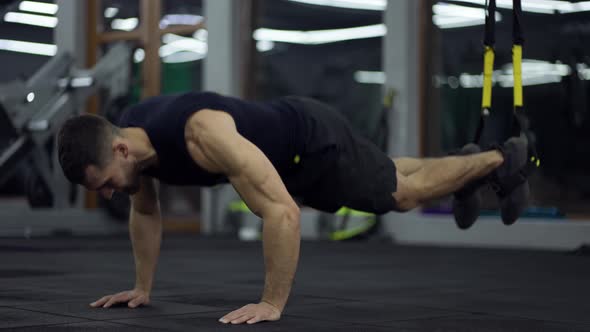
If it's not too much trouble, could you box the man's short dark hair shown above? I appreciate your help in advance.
[57,114,119,185]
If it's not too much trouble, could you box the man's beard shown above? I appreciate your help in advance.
[124,181,141,195]
[123,166,141,195]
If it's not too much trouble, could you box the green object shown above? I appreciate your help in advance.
[294,154,301,164]
[329,216,376,241]
[330,207,377,241]
[130,59,202,102]
[228,200,251,213]
[335,206,374,217]
[227,200,378,241]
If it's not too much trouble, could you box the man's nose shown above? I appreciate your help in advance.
[100,187,114,200]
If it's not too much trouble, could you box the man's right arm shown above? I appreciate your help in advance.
[90,176,161,309]
[129,176,162,295]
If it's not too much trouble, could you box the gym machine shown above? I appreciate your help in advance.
[0,43,132,236]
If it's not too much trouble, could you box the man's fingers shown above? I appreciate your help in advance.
[220,307,247,323]
[103,292,131,308]
[128,296,146,308]
[231,313,253,325]
[247,316,262,324]
[102,298,117,308]
[90,295,111,307]
[220,313,243,324]
[220,308,247,324]
[219,304,276,325]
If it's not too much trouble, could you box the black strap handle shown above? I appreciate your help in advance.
[513,0,524,45]
[484,0,497,47]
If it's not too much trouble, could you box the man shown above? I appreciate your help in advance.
[57,91,529,325]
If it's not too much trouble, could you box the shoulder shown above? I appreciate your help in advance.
[183,109,238,174]
[184,109,236,141]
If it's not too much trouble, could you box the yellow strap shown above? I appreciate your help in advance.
[513,45,523,107]
[482,46,495,109]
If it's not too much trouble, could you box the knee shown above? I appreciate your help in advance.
[391,192,419,212]
[391,171,421,212]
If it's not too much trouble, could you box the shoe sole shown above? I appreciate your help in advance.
[453,143,482,230]
[498,137,530,225]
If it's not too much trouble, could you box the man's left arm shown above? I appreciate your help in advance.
[185,110,301,325]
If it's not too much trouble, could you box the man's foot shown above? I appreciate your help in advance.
[491,136,530,225]
[452,143,483,230]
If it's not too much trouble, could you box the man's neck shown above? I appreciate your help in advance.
[121,128,158,170]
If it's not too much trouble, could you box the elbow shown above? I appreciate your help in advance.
[281,204,301,231]
[262,203,301,231]
[288,204,300,223]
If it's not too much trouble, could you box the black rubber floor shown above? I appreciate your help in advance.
[0,235,589,331]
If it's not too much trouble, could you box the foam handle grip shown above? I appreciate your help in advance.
[512,45,523,107]
[482,46,495,109]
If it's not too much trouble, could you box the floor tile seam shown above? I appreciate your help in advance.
[410,303,587,324]
[291,294,370,302]
[285,299,466,313]
[0,320,95,330]
[281,313,358,325]
[5,308,235,329]
[0,320,168,331]
[1,306,98,321]
[144,300,237,311]
[284,304,590,327]
[0,304,45,309]
[100,308,232,322]
[384,303,497,315]
[8,305,229,323]
[333,313,469,328]
[280,312,460,325]
[95,319,175,331]
[467,312,590,327]
[392,304,590,326]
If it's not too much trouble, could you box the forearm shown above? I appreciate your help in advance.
[260,207,300,312]
[129,207,162,293]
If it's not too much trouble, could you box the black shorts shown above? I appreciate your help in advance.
[281,97,398,215]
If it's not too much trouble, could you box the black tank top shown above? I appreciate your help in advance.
[118,92,307,186]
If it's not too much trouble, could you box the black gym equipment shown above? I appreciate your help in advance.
[472,0,540,197]
[0,43,132,210]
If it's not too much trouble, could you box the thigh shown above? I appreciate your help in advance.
[286,97,398,214]
[336,136,398,215]
[394,157,440,176]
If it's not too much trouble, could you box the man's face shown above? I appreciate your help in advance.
[84,148,141,199]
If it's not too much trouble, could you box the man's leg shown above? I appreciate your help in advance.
[393,157,434,176]
[391,151,503,211]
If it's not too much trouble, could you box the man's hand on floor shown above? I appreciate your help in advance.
[90,289,150,309]
[219,302,281,324]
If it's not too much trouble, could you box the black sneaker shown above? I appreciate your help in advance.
[490,137,530,225]
[452,143,483,230]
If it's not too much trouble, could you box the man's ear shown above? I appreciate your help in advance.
[112,137,128,158]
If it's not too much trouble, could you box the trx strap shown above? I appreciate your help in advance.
[510,0,541,195]
[481,0,496,111]
[474,0,540,197]
[512,0,523,109]
[474,0,496,142]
